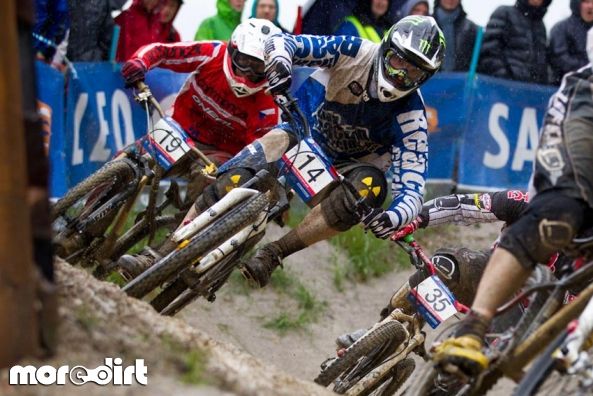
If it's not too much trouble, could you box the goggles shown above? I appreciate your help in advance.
[383,49,429,91]
[231,49,266,83]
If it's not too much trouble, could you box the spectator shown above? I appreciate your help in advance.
[157,0,183,43]
[67,0,127,61]
[432,0,478,72]
[549,0,593,84]
[115,0,160,62]
[194,0,244,41]
[478,0,552,85]
[33,0,69,61]
[334,0,394,42]
[400,0,429,16]
[250,0,288,32]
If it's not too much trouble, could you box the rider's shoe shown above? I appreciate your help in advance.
[335,328,367,349]
[241,243,283,287]
[432,310,491,376]
[432,335,489,376]
[118,246,162,281]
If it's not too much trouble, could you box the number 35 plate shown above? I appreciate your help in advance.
[407,275,458,329]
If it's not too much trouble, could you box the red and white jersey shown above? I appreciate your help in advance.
[132,41,280,155]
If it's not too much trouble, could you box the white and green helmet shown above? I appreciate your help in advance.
[374,16,446,102]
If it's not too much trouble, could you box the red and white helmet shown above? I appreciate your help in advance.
[224,18,281,97]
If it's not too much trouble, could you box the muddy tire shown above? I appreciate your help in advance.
[52,160,135,222]
[361,357,415,396]
[314,320,408,388]
[123,193,268,299]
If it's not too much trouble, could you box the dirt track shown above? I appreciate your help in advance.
[1,221,517,395]
[179,222,515,394]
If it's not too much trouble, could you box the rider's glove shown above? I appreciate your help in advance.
[121,59,148,86]
[361,208,400,239]
[265,55,292,94]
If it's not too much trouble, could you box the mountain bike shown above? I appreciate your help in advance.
[314,230,474,396]
[314,220,558,396]
[122,92,348,315]
[52,82,217,278]
[405,227,593,396]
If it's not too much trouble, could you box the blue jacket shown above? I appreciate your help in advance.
[33,0,69,59]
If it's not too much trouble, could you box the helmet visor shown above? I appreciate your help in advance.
[383,49,429,91]
[231,49,266,83]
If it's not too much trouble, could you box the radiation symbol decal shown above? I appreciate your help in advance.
[358,176,382,198]
[225,174,242,193]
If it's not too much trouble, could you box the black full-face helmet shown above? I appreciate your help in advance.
[374,15,445,102]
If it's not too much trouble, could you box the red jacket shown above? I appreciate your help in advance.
[115,0,160,62]
[132,41,280,155]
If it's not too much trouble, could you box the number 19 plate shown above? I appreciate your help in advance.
[407,275,458,329]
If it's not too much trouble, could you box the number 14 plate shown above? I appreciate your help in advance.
[407,275,458,329]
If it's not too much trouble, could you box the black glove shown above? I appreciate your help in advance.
[121,58,147,86]
[265,55,292,94]
[361,208,401,239]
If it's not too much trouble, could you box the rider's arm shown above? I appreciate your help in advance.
[131,41,224,73]
[417,190,529,229]
[265,33,365,69]
[387,102,429,229]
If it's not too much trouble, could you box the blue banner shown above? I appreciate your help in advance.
[63,63,187,190]
[420,72,467,183]
[458,75,555,191]
[37,61,558,197]
[36,61,66,197]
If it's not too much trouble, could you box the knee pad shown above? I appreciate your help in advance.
[216,141,268,174]
[498,192,586,268]
[345,165,388,208]
[320,165,387,231]
[194,168,255,212]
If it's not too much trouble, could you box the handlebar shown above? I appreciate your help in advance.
[274,91,310,138]
[135,81,165,118]
[133,81,217,175]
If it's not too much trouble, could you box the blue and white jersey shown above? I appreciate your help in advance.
[267,33,429,228]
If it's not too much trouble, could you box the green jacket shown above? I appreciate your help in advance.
[194,0,242,41]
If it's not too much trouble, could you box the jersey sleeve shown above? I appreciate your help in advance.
[265,33,364,69]
[132,41,224,73]
[490,190,529,225]
[387,108,429,228]
[421,193,499,228]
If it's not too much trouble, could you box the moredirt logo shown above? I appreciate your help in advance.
[9,358,148,386]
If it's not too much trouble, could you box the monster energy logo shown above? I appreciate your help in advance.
[419,39,431,54]
[438,31,446,48]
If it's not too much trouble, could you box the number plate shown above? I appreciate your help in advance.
[407,275,458,329]
[144,117,193,170]
[278,137,338,205]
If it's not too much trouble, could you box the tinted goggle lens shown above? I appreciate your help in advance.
[383,49,428,90]
[232,51,265,83]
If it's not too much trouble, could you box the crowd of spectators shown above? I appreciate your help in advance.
[31,0,593,86]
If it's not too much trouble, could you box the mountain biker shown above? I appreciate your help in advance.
[204,15,446,288]
[431,64,593,377]
[116,18,282,277]
[335,189,536,348]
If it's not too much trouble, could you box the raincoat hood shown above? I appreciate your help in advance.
[217,0,242,26]
[571,0,582,16]
[400,0,429,18]
[250,0,281,27]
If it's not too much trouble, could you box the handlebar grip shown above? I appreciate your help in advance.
[390,219,420,241]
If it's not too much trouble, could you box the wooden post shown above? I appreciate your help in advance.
[0,0,39,367]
